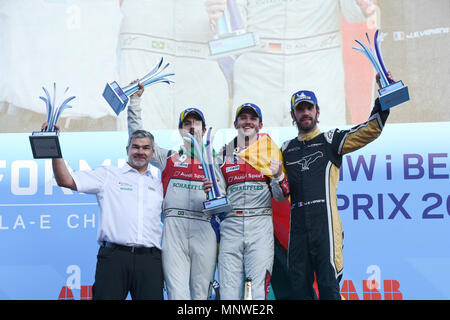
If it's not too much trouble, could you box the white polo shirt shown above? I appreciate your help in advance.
[72,163,163,249]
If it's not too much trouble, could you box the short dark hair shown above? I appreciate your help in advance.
[127,130,155,148]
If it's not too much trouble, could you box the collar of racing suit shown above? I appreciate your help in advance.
[297,128,321,142]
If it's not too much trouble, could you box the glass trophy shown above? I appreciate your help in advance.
[29,84,75,159]
[353,29,409,110]
[102,57,174,115]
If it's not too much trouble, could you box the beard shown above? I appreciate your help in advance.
[295,114,318,133]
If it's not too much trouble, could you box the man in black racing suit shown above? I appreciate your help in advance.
[281,74,391,299]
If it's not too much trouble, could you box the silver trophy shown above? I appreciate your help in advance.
[353,29,409,110]
[29,84,75,159]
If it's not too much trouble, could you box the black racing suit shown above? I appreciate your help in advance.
[281,99,389,299]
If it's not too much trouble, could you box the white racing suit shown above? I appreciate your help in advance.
[230,0,368,126]
[215,136,290,299]
[0,0,121,131]
[128,98,219,300]
[118,0,230,131]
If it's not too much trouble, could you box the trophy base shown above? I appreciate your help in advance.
[378,81,410,111]
[103,82,129,116]
[208,32,258,57]
[29,131,62,159]
[203,197,232,216]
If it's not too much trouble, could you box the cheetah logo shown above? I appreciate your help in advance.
[285,151,324,171]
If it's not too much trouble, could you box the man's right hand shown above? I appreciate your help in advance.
[202,177,213,195]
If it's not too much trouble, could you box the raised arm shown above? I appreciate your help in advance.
[41,122,77,191]
[52,158,77,191]
[334,72,393,155]
[127,81,145,137]
[126,81,170,170]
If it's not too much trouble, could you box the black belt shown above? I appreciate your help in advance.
[101,241,160,254]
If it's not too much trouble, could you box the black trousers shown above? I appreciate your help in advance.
[288,208,341,300]
[92,243,163,300]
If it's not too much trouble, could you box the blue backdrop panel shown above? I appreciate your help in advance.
[0,122,449,299]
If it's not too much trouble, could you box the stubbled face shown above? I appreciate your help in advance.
[291,102,320,133]
[126,137,153,170]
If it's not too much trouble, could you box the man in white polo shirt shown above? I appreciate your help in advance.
[51,129,164,300]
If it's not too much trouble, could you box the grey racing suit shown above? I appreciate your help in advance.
[214,135,290,299]
[128,97,218,300]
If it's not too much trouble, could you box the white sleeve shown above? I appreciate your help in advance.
[127,96,143,137]
[127,95,171,171]
[71,166,108,194]
[150,143,170,171]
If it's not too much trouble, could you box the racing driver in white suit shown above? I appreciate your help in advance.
[206,0,373,127]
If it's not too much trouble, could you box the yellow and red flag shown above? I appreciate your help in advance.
[236,133,286,178]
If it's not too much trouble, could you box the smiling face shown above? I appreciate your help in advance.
[291,101,320,134]
[126,137,154,173]
[234,109,263,141]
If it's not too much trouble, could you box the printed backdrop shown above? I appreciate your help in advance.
[0,122,449,299]
[1,0,449,132]
[0,0,449,301]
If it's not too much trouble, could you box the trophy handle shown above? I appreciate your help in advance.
[354,39,389,87]
[374,30,394,85]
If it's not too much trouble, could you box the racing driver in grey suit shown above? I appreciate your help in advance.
[204,103,290,299]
